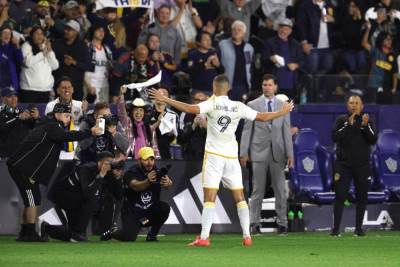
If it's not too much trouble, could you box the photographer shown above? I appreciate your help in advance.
[0,86,40,158]
[75,102,129,164]
[43,151,124,242]
[7,103,102,242]
[101,147,172,242]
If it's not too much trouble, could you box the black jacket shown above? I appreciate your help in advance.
[177,113,207,160]
[0,106,37,157]
[332,114,377,167]
[7,115,91,185]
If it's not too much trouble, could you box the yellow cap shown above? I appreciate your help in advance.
[37,0,50,7]
[138,147,155,160]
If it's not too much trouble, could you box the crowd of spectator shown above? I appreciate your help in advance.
[1,0,400,160]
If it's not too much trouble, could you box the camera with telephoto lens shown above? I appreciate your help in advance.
[110,160,125,170]
[155,164,171,184]
[104,115,119,127]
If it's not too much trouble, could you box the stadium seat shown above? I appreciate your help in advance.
[289,128,335,204]
[372,129,400,202]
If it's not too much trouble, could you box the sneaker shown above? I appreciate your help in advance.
[100,227,118,241]
[242,236,252,247]
[250,224,261,235]
[330,229,341,237]
[40,221,49,242]
[354,228,366,237]
[277,226,288,236]
[70,232,88,242]
[146,234,158,242]
[187,236,210,247]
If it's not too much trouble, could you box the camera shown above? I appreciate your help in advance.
[104,115,119,127]
[110,160,125,170]
[155,164,171,183]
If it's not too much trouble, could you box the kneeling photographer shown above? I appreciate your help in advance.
[44,152,124,242]
[101,147,172,242]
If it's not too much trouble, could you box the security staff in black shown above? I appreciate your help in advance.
[331,96,377,237]
[101,147,172,242]
[42,151,122,242]
[0,86,40,158]
[6,103,103,242]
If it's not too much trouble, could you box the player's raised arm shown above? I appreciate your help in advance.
[255,101,294,122]
[149,88,200,114]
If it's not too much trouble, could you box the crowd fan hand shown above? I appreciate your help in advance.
[44,15,55,27]
[160,175,172,188]
[81,100,88,112]
[107,124,117,137]
[147,170,157,184]
[119,85,127,96]
[0,3,9,20]
[87,84,96,95]
[365,20,371,30]
[176,0,185,9]
[91,121,104,136]
[194,114,207,128]
[99,160,112,178]
[302,43,312,55]
[210,55,220,67]
[203,21,215,34]
[64,55,76,66]
[361,114,369,126]
[30,107,40,119]
[287,63,299,71]
[18,110,31,120]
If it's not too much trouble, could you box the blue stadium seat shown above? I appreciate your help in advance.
[372,129,400,202]
[289,129,335,204]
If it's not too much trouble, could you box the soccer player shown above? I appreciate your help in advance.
[149,75,293,247]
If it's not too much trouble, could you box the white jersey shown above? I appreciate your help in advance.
[198,95,257,158]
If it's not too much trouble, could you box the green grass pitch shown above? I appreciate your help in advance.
[1,232,400,267]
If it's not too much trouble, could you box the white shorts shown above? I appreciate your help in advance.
[201,151,243,190]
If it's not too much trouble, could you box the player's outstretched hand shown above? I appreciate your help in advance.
[281,101,294,114]
[149,88,166,103]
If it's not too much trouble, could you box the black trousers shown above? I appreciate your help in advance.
[113,201,170,242]
[333,162,370,231]
[46,191,98,241]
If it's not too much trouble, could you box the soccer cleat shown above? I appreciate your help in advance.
[330,229,341,237]
[146,234,158,242]
[354,228,366,237]
[187,236,210,247]
[242,236,253,247]
[250,224,261,235]
[277,226,288,236]
[70,232,88,242]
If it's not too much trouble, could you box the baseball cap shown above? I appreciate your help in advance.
[65,20,80,32]
[132,98,146,108]
[138,147,155,160]
[279,18,293,28]
[63,0,79,10]
[1,86,17,97]
[53,103,71,113]
[37,0,50,7]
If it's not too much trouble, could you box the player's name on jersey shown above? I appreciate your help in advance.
[215,104,238,113]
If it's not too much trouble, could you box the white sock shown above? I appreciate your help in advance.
[200,202,215,240]
[237,201,250,238]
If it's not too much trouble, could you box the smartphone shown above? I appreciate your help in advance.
[98,118,105,135]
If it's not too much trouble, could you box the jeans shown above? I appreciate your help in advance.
[305,48,333,74]
[343,49,367,73]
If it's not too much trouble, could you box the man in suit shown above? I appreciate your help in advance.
[240,74,293,235]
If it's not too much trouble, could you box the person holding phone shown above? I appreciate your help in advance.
[19,25,59,103]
